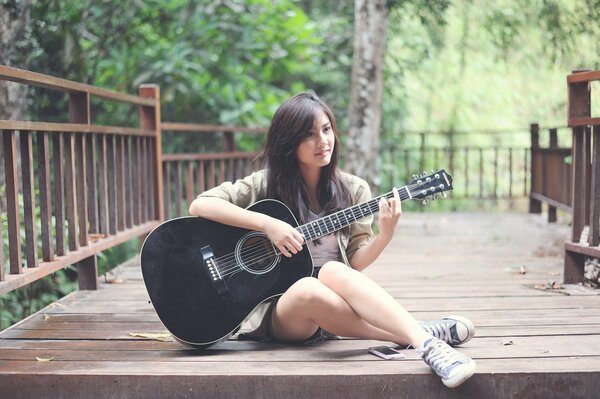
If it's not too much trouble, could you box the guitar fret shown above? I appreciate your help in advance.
[313,221,321,237]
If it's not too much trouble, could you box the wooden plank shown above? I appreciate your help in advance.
[186,162,194,208]
[589,125,600,246]
[175,161,183,217]
[0,120,154,136]
[97,135,109,235]
[1,367,598,399]
[124,136,133,229]
[2,130,22,273]
[2,334,600,362]
[86,134,99,234]
[139,85,163,222]
[107,135,117,235]
[161,122,266,134]
[116,136,126,231]
[567,69,600,83]
[75,133,88,247]
[0,65,156,106]
[197,161,205,193]
[163,162,171,220]
[162,151,259,162]
[0,197,4,281]
[64,133,78,251]
[37,133,54,261]
[52,133,66,256]
[142,138,150,223]
[19,131,38,268]
[133,138,141,225]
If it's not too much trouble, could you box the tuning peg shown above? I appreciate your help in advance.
[421,199,429,205]
[422,171,428,177]
[442,192,447,198]
[412,174,418,180]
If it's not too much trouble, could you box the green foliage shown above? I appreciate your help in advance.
[28,0,328,154]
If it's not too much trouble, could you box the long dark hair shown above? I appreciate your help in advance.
[263,92,352,225]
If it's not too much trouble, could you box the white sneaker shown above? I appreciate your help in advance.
[416,337,476,388]
[420,315,475,346]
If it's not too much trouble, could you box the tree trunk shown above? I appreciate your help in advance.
[346,0,388,193]
[0,0,32,120]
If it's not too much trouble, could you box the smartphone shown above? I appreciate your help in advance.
[368,345,406,360]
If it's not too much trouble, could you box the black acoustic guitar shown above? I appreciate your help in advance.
[141,169,453,347]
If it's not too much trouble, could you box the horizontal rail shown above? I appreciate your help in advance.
[0,222,159,295]
[568,117,600,127]
[162,151,259,162]
[161,122,266,134]
[0,120,155,136]
[0,65,156,107]
[567,70,600,83]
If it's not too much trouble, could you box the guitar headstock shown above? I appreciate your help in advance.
[407,169,453,204]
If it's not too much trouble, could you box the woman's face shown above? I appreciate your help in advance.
[296,110,335,172]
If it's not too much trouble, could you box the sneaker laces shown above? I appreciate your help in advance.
[421,319,453,343]
[418,339,464,372]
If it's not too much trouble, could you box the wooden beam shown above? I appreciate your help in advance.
[0,65,155,106]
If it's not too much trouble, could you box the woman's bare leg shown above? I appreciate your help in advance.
[269,264,430,347]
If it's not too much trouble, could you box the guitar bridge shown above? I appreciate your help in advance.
[201,246,227,295]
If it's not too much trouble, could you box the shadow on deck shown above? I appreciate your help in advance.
[1,212,599,399]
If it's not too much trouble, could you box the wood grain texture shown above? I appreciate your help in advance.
[1,212,598,399]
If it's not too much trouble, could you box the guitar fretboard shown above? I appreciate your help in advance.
[296,185,411,243]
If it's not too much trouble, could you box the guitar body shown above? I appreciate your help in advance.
[141,199,313,347]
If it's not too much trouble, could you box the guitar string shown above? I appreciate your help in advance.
[215,200,385,277]
[211,183,443,277]
[211,190,403,271]
[210,181,446,277]
[212,188,419,277]
[212,182,439,277]
[213,201,380,275]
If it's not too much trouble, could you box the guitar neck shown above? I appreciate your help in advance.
[296,185,412,243]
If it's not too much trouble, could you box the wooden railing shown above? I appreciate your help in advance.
[1,64,586,294]
[160,123,264,219]
[564,69,600,283]
[0,65,162,294]
[529,123,572,222]
[379,130,531,200]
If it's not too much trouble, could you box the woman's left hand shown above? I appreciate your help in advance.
[377,187,401,240]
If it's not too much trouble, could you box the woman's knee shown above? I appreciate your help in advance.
[318,261,355,289]
[286,277,328,307]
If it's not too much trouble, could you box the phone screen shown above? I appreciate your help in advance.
[368,345,405,359]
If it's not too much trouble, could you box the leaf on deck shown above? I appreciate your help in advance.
[36,356,54,362]
[129,332,173,342]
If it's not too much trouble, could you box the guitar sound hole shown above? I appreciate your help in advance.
[236,232,280,274]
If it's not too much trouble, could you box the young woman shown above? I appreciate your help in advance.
[189,93,476,388]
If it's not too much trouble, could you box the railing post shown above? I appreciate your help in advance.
[3,130,22,274]
[569,70,590,244]
[78,256,99,290]
[139,84,163,222]
[70,91,98,290]
[547,128,558,222]
[565,69,591,283]
[0,198,4,282]
[529,123,542,214]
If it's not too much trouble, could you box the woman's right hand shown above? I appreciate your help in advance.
[261,217,304,257]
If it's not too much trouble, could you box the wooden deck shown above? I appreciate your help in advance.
[1,212,599,398]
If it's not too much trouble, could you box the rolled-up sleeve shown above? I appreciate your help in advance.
[344,175,374,262]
